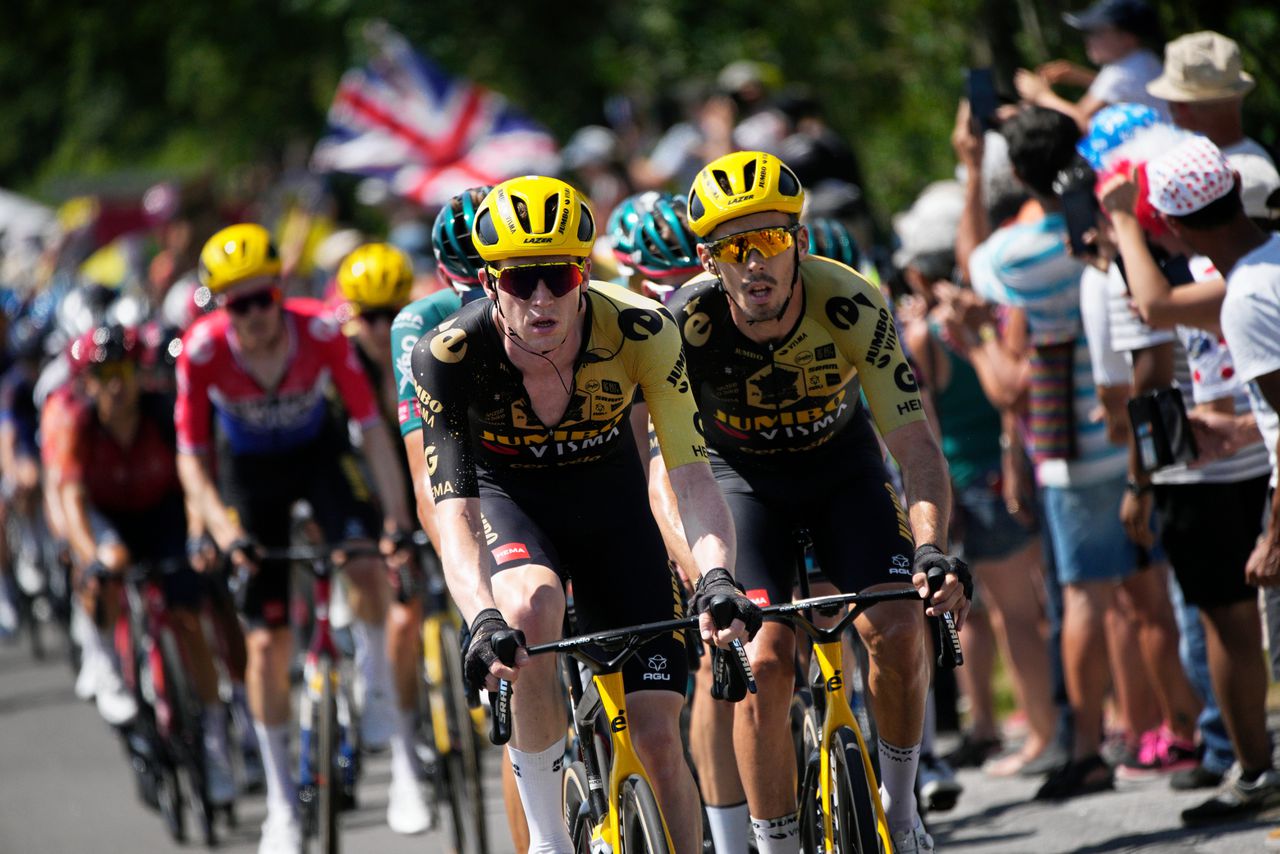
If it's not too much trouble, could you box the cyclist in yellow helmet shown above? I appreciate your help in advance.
[334,240,443,834]
[410,175,759,853]
[660,151,970,854]
[181,223,414,853]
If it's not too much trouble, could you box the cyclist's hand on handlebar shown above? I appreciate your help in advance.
[911,544,973,630]
[463,608,529,693]
[187,534,218,573]
[691,568,762,647]
[227,536,261,573]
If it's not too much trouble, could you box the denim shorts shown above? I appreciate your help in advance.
[1042,474,1141,586]
[954,470,1037,563]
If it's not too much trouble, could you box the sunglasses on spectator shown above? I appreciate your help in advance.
[223,287,280,316]
[358,308,399,325]
[485,260,588,300]
[90,360,136,384]
[706,225,801,264]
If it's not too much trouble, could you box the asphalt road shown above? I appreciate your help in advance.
[4,631,1280,853]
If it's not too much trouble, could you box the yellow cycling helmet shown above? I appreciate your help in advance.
[198,223,281,292]
[686,151,805,238]
[471,176,596,262]
[337,243,413,312]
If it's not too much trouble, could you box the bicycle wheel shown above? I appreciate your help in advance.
[619,775,672,854]
[318,659,341,854]
[797,749,822,854]
[438,619,488,854]
[562,760,593,853]
[828,727,883,854]
[158,628,217,847]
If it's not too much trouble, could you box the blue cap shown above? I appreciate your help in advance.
[1077,103,1163,171]
[1063,0,1159,38]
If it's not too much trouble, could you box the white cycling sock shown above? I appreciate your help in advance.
[389,708,418,786]
[706,802,750,853]
[877,738,921,834]
[750,812,800,854]
[254,721,296,819]
[508,738,572,853]
[352,620,391,694]
[203,703,230,760]
[921,690,936,756]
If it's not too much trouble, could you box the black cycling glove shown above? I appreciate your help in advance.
[912,544,974,601]
[691,568,763,640]
[463,608,525,693]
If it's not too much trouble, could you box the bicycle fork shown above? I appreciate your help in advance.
[812,638,891,852]
[298,653,357,804]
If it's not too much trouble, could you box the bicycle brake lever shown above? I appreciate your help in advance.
[926,565,964,670]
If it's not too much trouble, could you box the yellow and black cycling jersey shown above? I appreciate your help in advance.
[665,256,926,465]
[409,281,707,500]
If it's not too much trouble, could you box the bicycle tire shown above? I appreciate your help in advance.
[797,748,822,854]
[562,760,592,854]
[438,619,488,854]
[157,750,187,843]
[829,727,883,854]
[620,775,672,854]
[318,659,341,854]
[158,628,218,848]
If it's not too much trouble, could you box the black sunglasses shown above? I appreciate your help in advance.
[485,261,588,300]
[224,288,279,316]
[359,308,399,325]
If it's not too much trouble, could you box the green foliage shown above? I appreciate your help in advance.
[2,0,1277,228]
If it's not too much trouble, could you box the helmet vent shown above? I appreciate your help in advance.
[544,196,560,235]
[742,160,757,191]
[778,166,800,197]
[578,204,595,242]
[688,190,704,221]
[475,209,499,246]
[513,197,532,232]
[712,170,733,195]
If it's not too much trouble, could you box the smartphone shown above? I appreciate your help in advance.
[966,68,999,132]
[1127,387,1198,472]
[1061,187,1098,257]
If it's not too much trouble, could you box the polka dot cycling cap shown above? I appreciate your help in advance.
[1145,136,1234,216]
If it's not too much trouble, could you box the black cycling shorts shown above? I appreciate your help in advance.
[713,419,915,615]
[218,424,379,629]
[476,458,688,696]
[1155,475,1268,610]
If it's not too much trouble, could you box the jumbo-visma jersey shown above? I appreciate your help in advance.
[666,256,926,463]
[409,282,707,501]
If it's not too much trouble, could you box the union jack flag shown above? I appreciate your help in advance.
[311,22,559,207]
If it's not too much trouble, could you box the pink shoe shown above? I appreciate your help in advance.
[1115,727,1197,780]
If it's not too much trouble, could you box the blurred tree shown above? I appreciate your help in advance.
[1,0,1276,229]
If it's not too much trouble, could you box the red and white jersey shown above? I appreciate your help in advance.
[175,300,379,456]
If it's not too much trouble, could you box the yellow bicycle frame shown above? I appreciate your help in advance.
[422,608,485,753]
[812,635,893,851]
[584,670,676,853]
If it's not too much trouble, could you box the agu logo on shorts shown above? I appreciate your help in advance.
[643,654,671,682]
[746,588,771,607]
[492,542,530,564]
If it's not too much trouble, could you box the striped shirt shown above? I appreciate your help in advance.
[971,216,1127,487]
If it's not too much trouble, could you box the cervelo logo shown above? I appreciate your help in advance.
[746,588,771,608]
[492,543,530,564]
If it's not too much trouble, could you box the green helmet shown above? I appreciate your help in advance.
[432,186,492,284]
[632,193,701,278]
[804,217,861,269]
[606,192,663,268]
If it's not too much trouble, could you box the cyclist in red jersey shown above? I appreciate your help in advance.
[56,323,237,803]
[175,224,412,854]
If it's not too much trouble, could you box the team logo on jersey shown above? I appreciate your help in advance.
[429,328,468,363]
[683,312,712,348]
[619,308,664,341]
[825,292,877,331]
[185,325,216,365]
[424,445,438,477]
[748,365,803,408]
[894,362,918,393]
[492,542,530,564]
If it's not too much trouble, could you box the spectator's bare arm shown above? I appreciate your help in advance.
[952,100,989,283]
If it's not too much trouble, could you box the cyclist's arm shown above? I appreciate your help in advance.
[403,429,441,553]
[434,496,496,622]
[58,480,99,567]
[176,452,244,550]
[882,421,952,552]
[648,451,698,578]
[665,461,734,583]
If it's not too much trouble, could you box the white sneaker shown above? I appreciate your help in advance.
[206,743,237,806]
[258,812,302,854]
[387,778,434,835]
[359,688,396,752]
[891,815,935,854]
[75,644,104,700]
[94,666,138,726]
